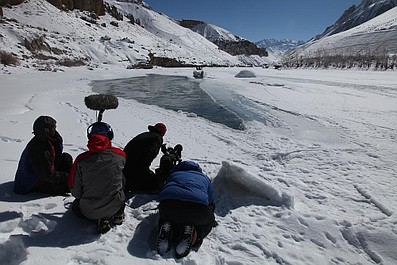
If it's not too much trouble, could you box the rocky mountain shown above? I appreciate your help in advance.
[283,1,397,69]
[179,20,269,66]
[179,20,242,43]
[255,39,304,61]
[314,0,397,40]
[3,0,394,70]
[0,0,246,70]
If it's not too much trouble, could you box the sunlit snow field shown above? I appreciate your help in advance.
[0,66,396,265]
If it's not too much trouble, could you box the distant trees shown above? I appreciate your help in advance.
[282,44,396,70]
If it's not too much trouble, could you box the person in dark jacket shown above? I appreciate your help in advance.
[69,121,126,234]
[156,161,217,258]
[14,116,72,195]
[123,123,167,193]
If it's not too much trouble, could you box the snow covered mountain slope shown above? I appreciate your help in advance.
[0,0,240,69]
[180,20,242,42]
[256,39,304,62]
[179,20,269,66]
[287,7,397,59]
[256,39,304,56]
[315,0,397,40]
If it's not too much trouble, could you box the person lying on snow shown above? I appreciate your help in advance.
[14,116,72,195]
[68,121,126,234]
[156,161,217,258]
[123,122,167,193]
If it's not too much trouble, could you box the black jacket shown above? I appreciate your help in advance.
[14,116,67,194]
[123,130,163,175]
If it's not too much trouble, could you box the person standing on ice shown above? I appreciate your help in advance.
[68,121,126,234]
[14,116,72,195]
[123,123,167,193]
[156,161,217,258]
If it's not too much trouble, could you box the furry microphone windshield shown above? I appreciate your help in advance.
[84,94,119,122]
[84,94,119,111]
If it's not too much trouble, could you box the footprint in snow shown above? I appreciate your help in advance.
[0,136,23,143]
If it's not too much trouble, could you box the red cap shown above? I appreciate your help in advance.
[154,123,167,136]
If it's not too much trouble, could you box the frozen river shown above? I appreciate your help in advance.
[91,74,282,130]
[91,74,245,130]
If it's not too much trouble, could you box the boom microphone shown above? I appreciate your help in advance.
[84,94,119,122]
[84,94,119,111]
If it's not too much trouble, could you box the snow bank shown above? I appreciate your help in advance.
[214,161,294,211]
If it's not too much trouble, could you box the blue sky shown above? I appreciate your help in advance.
[144,0,362,42]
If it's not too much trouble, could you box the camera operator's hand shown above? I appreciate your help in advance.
[161,144,167,154]
[174,144,183,160]
[159,155,175,176]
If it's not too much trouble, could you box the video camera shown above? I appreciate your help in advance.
[157,144,183,178]
[161,144,183,163]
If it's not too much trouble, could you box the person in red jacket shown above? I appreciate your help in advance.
[69,121,126,234]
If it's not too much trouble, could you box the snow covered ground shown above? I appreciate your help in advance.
[0,66,396,265]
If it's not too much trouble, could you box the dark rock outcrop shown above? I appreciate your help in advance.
[148,53,185,67]
[180,19,267,57]
[46,0,105,15]
[105,3,123,21]
[179,20,204,28]
[214,40,268,57]
[0,0,25,6]
[24,36,49,52]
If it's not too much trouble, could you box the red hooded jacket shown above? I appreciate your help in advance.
[69,134,126,220]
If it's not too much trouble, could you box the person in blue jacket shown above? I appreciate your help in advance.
[14,116,72,195]
[156,161,217,258]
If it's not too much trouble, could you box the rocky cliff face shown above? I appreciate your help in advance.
[46,0,105,15]
[0,0,105,15]
[214,40,268,57]
[180,19,267,57]
[315,0,397,40]
[0,0,24,5]
[179,20,204,29]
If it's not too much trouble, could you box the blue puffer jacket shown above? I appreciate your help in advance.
[158,161,215,206]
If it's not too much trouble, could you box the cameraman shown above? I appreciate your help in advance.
[123,123,167,193]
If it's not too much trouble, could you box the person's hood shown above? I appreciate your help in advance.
[33,116,57,142]
[87,134,111,153]
[172,161,202,173]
